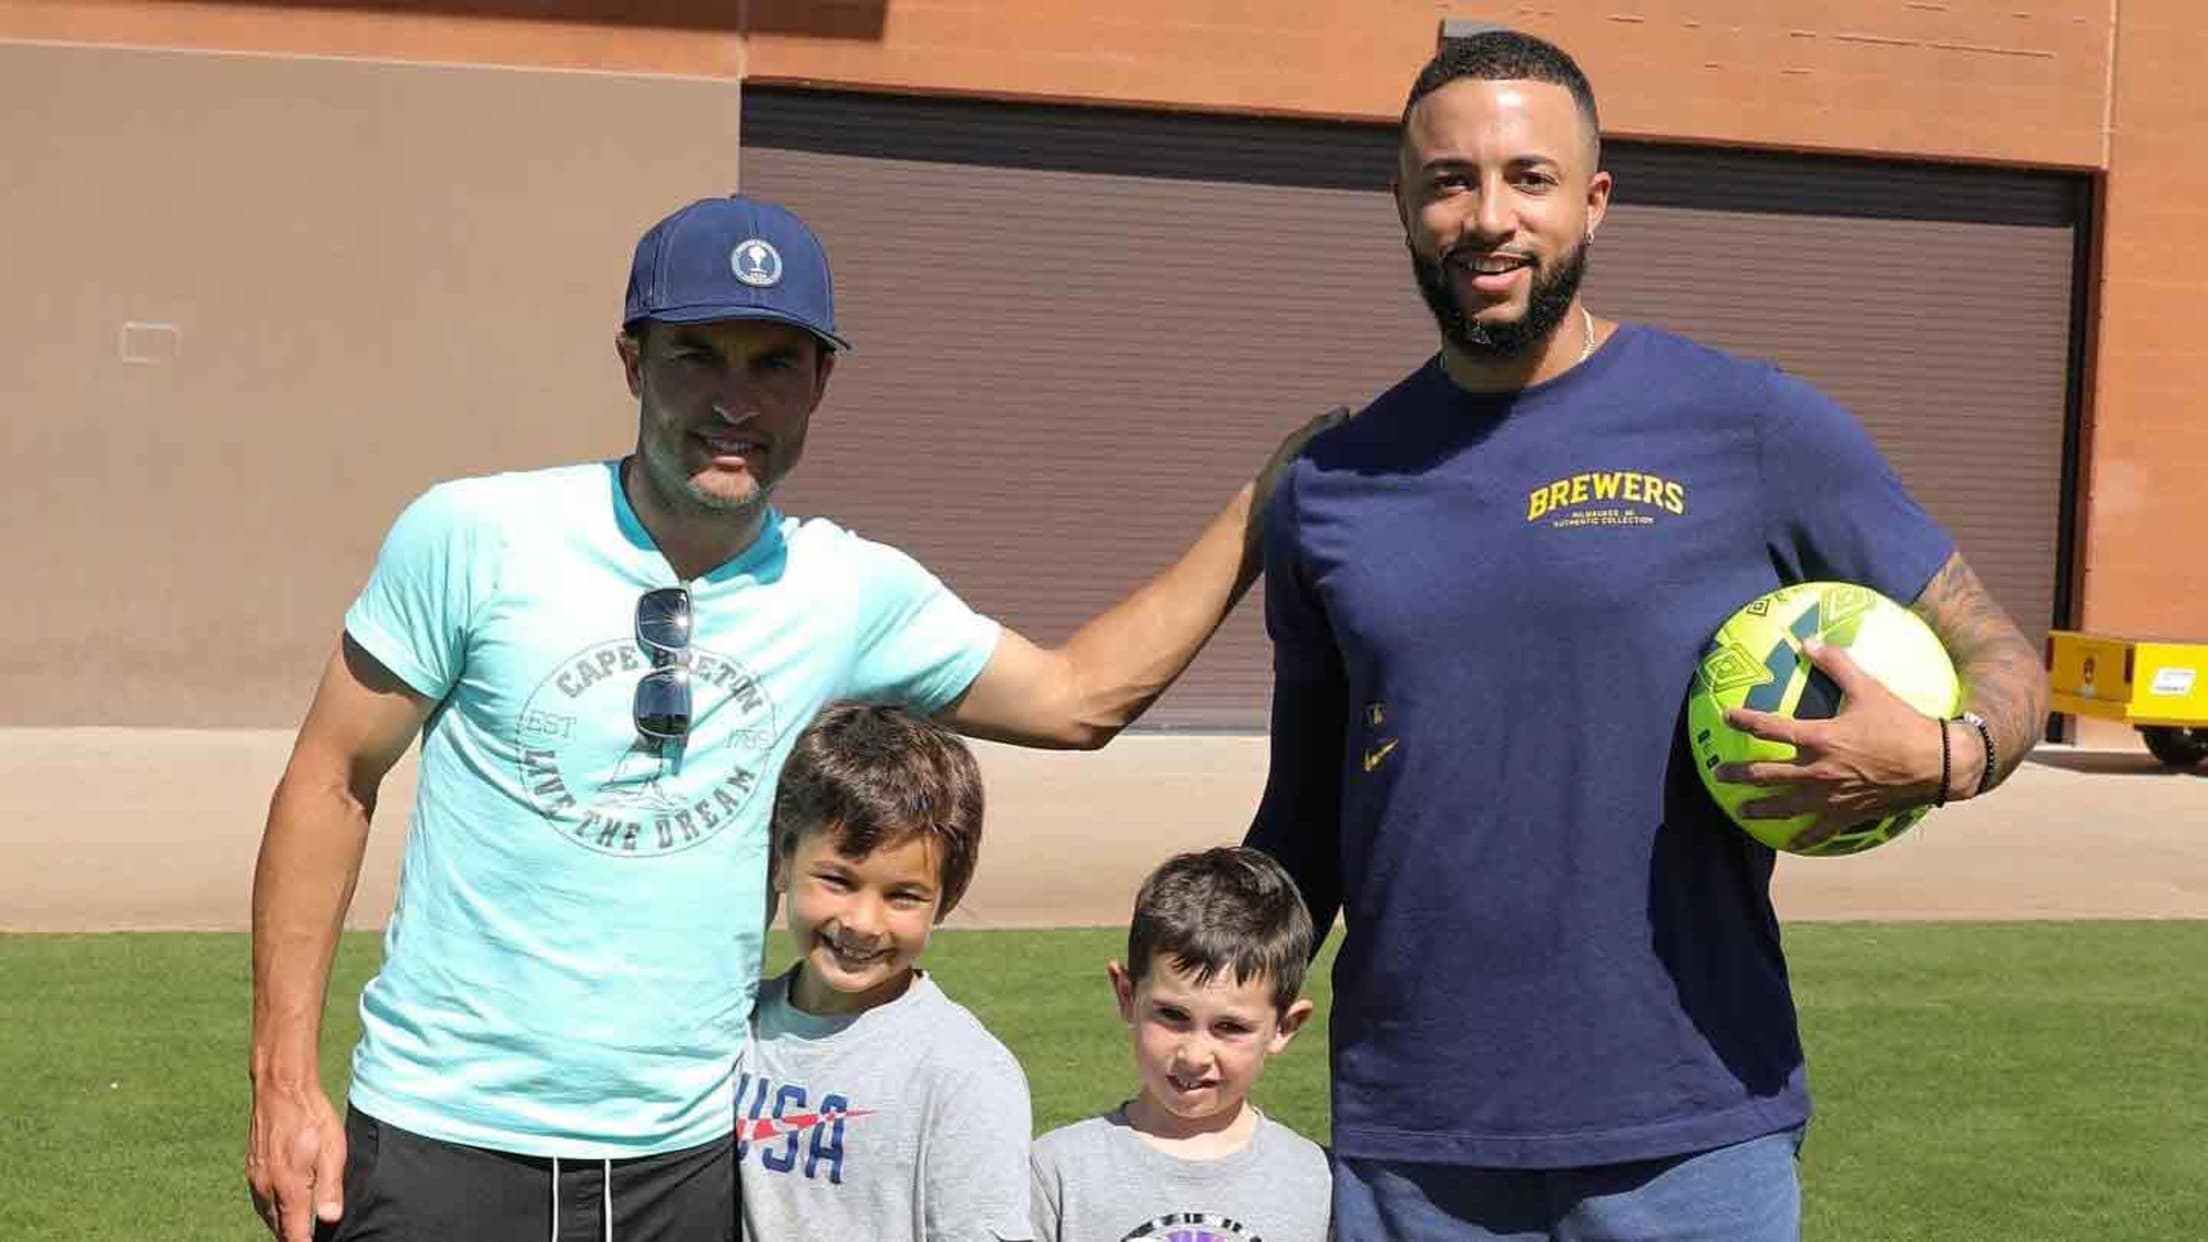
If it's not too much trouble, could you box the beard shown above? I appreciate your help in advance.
[1411,234,1591,360]
[637,421,774,520]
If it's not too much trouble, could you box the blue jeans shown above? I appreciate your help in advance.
[1333,1127,1805,1241]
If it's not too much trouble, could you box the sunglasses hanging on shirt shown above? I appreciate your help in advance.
[633,586,692,747]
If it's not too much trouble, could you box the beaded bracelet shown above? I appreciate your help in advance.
[1935,718,1952,808]
[1959,711,1997,797]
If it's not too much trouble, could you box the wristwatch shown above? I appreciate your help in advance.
[1955,710,1995,797]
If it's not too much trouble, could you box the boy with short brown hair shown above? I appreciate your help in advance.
[740,703,1032,1242]
[1029,846,1330,1241]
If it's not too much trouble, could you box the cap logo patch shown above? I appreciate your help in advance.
[731,239,783,288]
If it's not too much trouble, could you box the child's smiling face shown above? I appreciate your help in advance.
[778,827,943,1016]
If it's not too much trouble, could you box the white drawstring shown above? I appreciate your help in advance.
[549,1153,613,1242]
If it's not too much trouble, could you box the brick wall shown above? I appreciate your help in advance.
[2083,0,2208,643]
[746,1,2111,167]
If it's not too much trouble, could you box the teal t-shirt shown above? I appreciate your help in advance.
[341,461,1000,1157]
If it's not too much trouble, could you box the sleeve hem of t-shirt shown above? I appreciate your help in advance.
[341,607,448,702]
[909,616,1004,716]
[1888,529,1959,612]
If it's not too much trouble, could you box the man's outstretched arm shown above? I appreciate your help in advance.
[247,636,429,1242]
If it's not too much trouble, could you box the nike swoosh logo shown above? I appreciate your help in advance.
[738,1107,876,1143]
[1363,738,1400,772]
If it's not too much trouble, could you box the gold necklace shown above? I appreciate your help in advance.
[1578,304,1597,364]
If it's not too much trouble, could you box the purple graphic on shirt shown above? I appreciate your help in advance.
[1124,1212,1259,1241]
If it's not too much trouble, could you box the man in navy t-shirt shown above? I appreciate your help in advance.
[1246,31,2051,1239]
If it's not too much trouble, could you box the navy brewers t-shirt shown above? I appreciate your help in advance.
[1249,323,1953,1168]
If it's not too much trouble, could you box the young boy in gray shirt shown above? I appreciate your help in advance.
[1030,847,1331,1242]
[740,704,1033,1242]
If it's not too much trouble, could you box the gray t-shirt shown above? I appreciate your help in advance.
[1030,1106,1331,1242]
[739,969,1034,1242]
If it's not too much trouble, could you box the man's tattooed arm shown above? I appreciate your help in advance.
[1910,551,2051,796]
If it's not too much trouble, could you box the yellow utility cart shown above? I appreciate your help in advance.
[2047,630,2208,767]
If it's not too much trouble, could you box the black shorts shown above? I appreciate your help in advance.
[317,1108,734,1242]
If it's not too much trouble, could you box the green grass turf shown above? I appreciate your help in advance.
[1,922,2203,1239]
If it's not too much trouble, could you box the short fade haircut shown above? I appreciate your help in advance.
[1126,846,1316,1014]
[772,703,985,919]
[1403,29,1602,164]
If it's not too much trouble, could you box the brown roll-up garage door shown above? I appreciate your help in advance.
[742,88,2084,728]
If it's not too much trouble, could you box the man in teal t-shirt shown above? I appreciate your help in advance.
[245,196,1307,1242]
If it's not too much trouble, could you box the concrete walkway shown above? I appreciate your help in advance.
[2,729,2202,932]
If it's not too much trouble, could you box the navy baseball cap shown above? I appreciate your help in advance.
[622,195,851,351]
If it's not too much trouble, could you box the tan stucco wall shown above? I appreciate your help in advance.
[0,41,742,724]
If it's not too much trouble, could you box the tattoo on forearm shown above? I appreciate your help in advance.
[1910,553,2051,791]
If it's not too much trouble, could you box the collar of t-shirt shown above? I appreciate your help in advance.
[756,966,938,1043]
[603,458,791,587]
[1102,1102,1274,1183]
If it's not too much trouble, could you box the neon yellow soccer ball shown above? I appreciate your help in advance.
[1687,581,1961,856]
